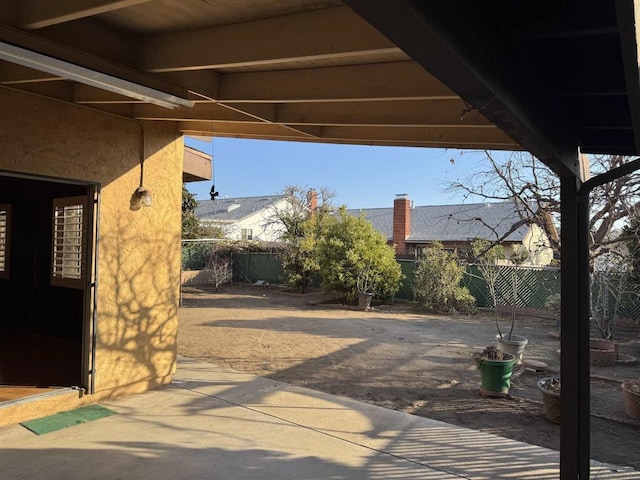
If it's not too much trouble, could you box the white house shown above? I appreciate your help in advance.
[196,195,293,242]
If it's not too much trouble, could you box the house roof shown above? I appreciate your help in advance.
[347,201,530,244]
[196,195,287,223]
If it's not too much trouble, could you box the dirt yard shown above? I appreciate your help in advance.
[178,283,640,471]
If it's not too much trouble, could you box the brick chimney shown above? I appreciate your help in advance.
[393,194,411,254]
[307,189,318,215]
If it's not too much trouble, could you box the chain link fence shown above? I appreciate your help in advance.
[181,245,640,323]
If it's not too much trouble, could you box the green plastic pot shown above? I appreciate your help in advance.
[478,353,515,397]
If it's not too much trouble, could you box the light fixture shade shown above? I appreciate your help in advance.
[0,41,194,109]
[136,187,153,207]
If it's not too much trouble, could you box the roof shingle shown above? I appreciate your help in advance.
[196,195,287,222]
[347,202,530,243]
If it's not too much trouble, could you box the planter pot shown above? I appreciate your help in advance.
[357,292,373,310]
[590,338,617,367]
[477,353,515,397]
[621,382,640,420]
[537,377,561,424]
[496,334,528,365]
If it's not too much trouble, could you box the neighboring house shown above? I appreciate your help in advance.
[348,194,556,266]
[196,194,292,242]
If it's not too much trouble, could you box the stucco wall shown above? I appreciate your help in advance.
[0,88,183,397]
[523,224,554,266]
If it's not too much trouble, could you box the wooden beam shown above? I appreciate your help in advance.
[178,121,313,140]
[18,0,153,30]
[0,23,190,100]
[316,125,518,147]
[272,99,492,127]
[157,70,221,102]
[177,120,519,150]
[134,102,265,122]
[178,129,517,151]
[0,81,74,102]
[140,6,398,72]
[218,62,455,103]
[0,62,60,84]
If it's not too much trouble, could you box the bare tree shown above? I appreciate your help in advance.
[448,151,640,264]
[262,185,336,241]
[262,185,337,293]
[204,249,232,291]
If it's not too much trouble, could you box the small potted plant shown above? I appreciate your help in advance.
[356,264,376,310]
[495,245,530,365]
[473,345,515,397]
[621,379,640,420]
[589,267,627,366]
[544,292,561,336]
[537,376,561,424]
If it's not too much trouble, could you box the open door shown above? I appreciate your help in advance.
[0,173,98,402]
[51,190,98,393]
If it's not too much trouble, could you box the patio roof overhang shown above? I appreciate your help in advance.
[1,2,639,478]
[0,1,637,170]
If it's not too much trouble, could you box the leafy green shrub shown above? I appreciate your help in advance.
[317,208,403,302]
[413,241,477,313]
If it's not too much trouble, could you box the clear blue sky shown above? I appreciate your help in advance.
[184,136,505,209]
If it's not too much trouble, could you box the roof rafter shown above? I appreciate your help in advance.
[272,99,494,128]
[18,0,153,30]
[139,5,398,72]
[217,62,454,103]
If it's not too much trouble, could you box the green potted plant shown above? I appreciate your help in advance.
[473,345,515,397]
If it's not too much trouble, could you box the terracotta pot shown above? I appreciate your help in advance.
[538,377,561,424]
[589,338,617,367]
[621,382,640,420]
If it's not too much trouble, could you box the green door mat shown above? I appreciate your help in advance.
[21,405,117,435]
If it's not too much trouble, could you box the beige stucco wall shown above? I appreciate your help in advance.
[522,224,554,266]
[0,88,183,398]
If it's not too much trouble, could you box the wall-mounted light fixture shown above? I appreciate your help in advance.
[0,41,194,109]
[134,186,153,207]
[130,123,153,210]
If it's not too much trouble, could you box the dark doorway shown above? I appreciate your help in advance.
[0,173,96,401]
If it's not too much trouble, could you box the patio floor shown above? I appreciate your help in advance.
[0,356,637,480]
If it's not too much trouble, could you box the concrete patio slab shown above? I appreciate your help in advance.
[0,356,637,480]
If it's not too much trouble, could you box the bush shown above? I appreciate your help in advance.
[317,208,403,302]
[413,241,477,314]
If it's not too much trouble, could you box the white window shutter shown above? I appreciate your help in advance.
[51,196,86,288]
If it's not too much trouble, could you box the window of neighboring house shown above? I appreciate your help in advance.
[241,228,253,240]
[51,196,87,289]
[0,204,11,279]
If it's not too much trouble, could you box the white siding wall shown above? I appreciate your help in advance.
[219,198,292,242]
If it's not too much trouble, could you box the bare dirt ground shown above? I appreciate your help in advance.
[178,283,640,471]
